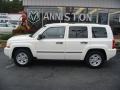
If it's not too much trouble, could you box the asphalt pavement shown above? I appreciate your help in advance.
[0,48,120,90]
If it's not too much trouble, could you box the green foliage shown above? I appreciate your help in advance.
[0,40,6,44]
[0,34,13,40]
[0,0,23,13]
[16,25,26,31]
[116,41,120,49]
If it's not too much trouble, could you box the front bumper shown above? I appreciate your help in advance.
[4,47,12,59]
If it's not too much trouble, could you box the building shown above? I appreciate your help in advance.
[23,0,120,37]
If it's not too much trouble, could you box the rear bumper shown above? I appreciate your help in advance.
[107,49,117,60]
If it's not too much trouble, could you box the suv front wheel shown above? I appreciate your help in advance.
[13,49,33,66]
[85,51,106,68]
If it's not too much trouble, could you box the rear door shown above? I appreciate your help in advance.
[65,25,89,60]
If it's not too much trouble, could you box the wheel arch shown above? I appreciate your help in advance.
[84,49,107,61]
[12,47,33,59]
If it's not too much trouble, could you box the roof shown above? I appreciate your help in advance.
[45,23,109,27]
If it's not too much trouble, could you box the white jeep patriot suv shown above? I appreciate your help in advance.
[4,23,116,68]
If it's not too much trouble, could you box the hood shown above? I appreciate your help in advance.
[8,34,32,42]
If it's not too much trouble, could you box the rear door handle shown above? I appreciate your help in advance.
[80,42,88,44]
[56,42,63,44]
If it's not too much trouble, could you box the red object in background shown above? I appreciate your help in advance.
[21,11,27,22]
[19,10,30,30]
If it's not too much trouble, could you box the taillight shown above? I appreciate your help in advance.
[112,39,116,49]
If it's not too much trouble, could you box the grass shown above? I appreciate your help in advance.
[0,40,7,48]
[0,33,12,48]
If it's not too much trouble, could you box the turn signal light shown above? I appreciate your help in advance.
[6,46,10,48]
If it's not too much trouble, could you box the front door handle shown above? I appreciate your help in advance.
[80,42,88,44]
[56,42,63,44]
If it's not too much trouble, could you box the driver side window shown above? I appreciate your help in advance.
[42,27,65,39]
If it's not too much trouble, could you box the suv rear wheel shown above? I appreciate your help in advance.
[13,49,33,66]
[85,51,106,68]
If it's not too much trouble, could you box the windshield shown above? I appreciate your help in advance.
[30,25,46,38]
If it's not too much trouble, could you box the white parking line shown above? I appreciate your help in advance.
[6,63,15,69]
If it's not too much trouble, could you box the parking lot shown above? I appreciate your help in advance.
[0,48,120,90]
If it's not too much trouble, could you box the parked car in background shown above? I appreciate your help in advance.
[0,23,16,34]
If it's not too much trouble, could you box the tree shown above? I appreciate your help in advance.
[0,0,23,13]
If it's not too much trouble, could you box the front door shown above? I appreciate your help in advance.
[36,26,65,59]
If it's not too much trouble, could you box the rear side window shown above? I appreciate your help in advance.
[92,27,107,38]
[69,26,88,38]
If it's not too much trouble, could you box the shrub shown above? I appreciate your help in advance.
[16,25,26,31]
[0,34,13,40]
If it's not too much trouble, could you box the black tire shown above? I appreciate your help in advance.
[85,51,106,68]
[13,49,33,66]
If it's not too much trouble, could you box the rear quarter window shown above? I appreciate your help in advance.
[92,27,107,38]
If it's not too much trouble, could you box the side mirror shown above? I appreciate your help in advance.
[37,34,45,40]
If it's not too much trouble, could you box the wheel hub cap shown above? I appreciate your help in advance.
[89,54,102,67]
[16,52,28,65]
